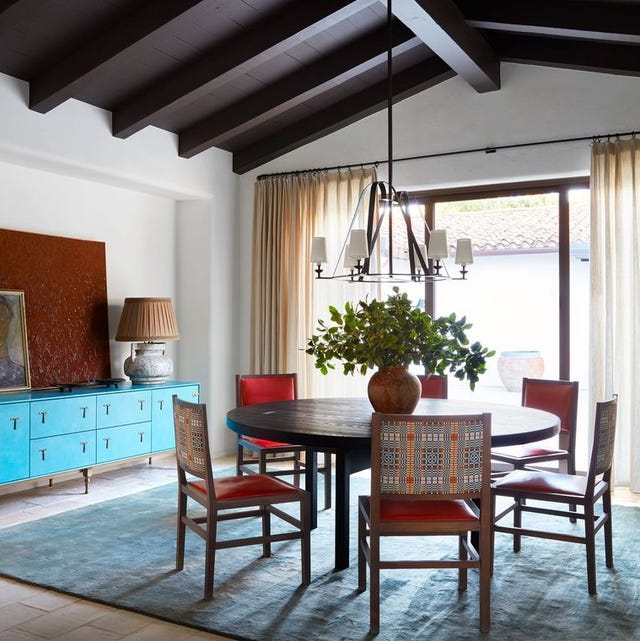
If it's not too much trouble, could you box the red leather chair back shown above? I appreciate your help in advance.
[417,374,448,399]
[521,377,579,434]
[236,373,297,407]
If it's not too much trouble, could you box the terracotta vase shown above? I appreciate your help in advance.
[367,366,421,414]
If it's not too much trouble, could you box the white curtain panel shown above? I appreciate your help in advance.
[251,168,378,398]
[590,138,640,491]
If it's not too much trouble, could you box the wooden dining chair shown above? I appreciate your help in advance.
[358,411,492,634]
[417,373,448,399]
[491,377,579,474]
[235,373,332,509]
[492,395,618,595]
[173,395,311,600]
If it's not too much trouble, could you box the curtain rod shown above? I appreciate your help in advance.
[256,128,638,181]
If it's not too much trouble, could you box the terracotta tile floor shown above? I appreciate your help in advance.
[0,455,638,640]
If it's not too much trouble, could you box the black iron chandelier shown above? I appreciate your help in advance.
[310,0,473,283]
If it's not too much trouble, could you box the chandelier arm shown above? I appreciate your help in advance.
[332,181,377,277]
[397,192,426,277]
[362,181,381,275]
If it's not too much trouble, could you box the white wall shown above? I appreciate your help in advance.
[0,72,240,458]
[236,63,640,370]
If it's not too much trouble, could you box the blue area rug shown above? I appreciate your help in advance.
[0,477,639,641]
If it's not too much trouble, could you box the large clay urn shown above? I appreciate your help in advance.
[367,366,421,413]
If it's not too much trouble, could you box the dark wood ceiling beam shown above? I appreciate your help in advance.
[113,0,376,139]
[232,57,454,174]
[28,0,208,114]
[457,0,640,44]
[488,32,640,77]
[390,0,500,92]
[179,21,419,158]
[0,0,21,13]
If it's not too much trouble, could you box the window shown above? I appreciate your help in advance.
[406,178,591,469]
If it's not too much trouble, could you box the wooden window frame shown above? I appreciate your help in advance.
[411,177,590,380]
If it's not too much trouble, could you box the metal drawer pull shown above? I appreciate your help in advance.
[81,440,88,454]
[81,406,88,419]
[10,417,20,429]
[158,399,164,410]
[138,399,145,410]
[138,431,145,443]
[103,437,110,449]
[39,410,47,423]
[39,448,46,461]
[103,403,111,415]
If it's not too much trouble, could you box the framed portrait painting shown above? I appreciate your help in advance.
[0,290,31,393]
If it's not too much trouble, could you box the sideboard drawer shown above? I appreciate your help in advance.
[30,431,96,477]
[97,423,151,463]
[96,390,151,428]
[151,384,200,451]
[0,402,30,484]
[30,397,97,439]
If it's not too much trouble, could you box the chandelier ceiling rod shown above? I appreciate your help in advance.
[309,0,474,283]
[387,0,393,192]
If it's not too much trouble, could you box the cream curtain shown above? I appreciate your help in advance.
[590,137,640,491]
[251,168,378,398]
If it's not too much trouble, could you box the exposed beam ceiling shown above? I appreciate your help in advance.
[389,0,500,92]
[0,0,636,173]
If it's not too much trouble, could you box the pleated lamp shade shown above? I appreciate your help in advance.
[115,298,179,342]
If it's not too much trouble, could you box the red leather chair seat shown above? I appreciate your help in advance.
[242,435,291,448]
[379,497,478,522]
[493,469,587,496]
[189,475,301,500]
[495,444,566,460]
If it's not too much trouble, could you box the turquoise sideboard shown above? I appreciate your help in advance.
[0,381,199,492]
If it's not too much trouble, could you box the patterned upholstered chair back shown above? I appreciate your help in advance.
[372,412,491,500]
[589,395,618,479]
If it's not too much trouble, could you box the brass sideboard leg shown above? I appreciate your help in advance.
[82,468,91,494]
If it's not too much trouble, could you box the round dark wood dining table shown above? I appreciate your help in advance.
[226,397,560,571]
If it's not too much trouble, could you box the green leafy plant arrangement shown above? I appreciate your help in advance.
[306,287,495,389]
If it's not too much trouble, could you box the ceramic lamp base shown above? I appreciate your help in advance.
[124,342,173,385]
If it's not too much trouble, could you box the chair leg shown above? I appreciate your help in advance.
[258,451,267,475]
[584,502,597,595]
[357,506,367,593]
[513,498,522,552]
[369,533,380,635]
[602,489,614,569]
[458,534,468,591]
[565,459,578,523]
[204,514,216,600]
[262,507,272,557]
[236,443,244,476]
[301,495,311,585]
[176,490,187,571]
[479,524,492,633]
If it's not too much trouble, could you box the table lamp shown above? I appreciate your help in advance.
[115,297,180,384]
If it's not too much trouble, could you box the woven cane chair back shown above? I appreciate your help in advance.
[590,394,618,479]
[173,396,210,481]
